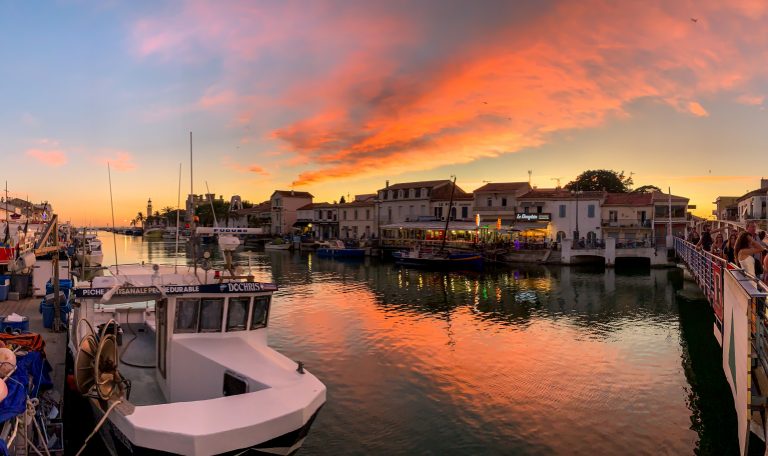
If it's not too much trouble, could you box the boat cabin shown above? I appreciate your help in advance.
[72,264,280,404]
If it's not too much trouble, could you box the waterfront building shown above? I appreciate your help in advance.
[377,180,467,225]
[472,182,532,227]
[736,180,768,223]
[713,196,739,221]
[651,191,689,244]
[270,190,313,235]
[516,188,605,244]
[430,185,474,222]
[227,200,271,229]
[311,202,339,240]
[338,194,377,240]
[601,193,654,246]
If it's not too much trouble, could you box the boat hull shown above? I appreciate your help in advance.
[143,228,165,239]
[76,252,104,267]
[87,400,322,456]
[264,243,291,251]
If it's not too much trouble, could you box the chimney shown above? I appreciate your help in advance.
[386,180,389,188]
[291,189,294,196]
[761,178,768,190]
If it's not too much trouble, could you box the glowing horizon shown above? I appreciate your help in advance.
[3,1,768,224]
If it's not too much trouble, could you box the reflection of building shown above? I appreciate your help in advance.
[339,195,377,240]
[270,190,313,235]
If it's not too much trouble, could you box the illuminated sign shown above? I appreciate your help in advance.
[515,213,551,222]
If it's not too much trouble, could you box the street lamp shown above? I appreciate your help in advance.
[571,189,583,241]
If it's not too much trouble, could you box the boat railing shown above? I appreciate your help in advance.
[673,237,729,325]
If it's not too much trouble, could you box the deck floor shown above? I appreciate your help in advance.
[1,297,67,391]
[118,325,167,405]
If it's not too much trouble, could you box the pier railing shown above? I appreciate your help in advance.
[674,237,727,327]
[674,237,768,454]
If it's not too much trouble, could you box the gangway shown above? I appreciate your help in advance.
[675,237,768,455]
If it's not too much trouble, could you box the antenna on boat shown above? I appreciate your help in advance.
[108,163,120,275]
[175,163,182,273]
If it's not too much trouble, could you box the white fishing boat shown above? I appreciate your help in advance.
[67,262,326,455]
[74,230,104,266]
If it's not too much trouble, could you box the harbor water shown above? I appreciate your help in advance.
[95,233,737,455]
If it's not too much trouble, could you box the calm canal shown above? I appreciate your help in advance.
[96,232,737,455]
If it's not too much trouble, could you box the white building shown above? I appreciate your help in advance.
[517,189,605,243]
[376,180,473,226]
[339,195,377,240]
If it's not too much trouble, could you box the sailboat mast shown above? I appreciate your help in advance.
[440,176,457,252]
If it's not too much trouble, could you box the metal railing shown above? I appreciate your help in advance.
[601,219,651,228]
[571,239,605,250]
[674,237,727,324]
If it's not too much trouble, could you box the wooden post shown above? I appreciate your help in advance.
[52,217,61,332]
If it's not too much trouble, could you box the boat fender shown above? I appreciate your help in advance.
[0,347,16,378]
[296,361,305,374]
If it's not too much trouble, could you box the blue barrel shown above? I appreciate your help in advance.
[0,316,29,333]
[41,302,71,329]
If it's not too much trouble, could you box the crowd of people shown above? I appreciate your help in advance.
[688,221,768,280]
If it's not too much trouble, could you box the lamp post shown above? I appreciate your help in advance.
[571,189,583,241]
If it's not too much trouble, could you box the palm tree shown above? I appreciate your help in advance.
[135,211,145,228]
[161,206,175,227]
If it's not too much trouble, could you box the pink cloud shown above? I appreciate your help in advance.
[222,156,269,176]
[99,151,137,171]
[26,149,67,167]
[131,1,768,186]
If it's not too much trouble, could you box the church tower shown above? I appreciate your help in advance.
[147,198,153,217]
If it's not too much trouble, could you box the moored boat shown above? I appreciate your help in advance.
[392,248,483,270]
[67,263,326,455]
[316,240,365,258]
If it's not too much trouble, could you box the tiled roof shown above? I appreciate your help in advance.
[603,193,653,206]
[272,190,313,198]
[380,180,451,191]
[429,184,472,201]
[518,188,605,200]
[736,188,767,202]
[650,191,689,203]
[474,182,531,193]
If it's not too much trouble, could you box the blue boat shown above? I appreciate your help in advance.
[317,240,366,258]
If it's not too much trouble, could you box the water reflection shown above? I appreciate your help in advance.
[91,233,732,455]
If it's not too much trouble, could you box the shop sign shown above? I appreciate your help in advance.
[515,213,551,222]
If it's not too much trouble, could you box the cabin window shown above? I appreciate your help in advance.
[200,298,224,332]
[251,296,271,330]
[227,297,250,331]
[174,299,200,333]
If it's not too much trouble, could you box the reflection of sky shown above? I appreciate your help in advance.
[4,2,768,224]
[95,234,728,453]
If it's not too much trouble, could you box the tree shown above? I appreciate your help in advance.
[564,170,633,193]
[632,185,661,193]
[135,211,145,227]
[339,195,346,204]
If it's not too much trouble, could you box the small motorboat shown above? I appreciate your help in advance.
[392,247,483,270]
[264,239,291,251]
[316,240,366,258]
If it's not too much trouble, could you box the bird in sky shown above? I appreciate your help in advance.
[691,17,698,23]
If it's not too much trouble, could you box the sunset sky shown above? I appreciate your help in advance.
[2,0,768,225]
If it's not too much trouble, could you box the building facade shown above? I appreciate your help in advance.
[472,182,532,227]
[270,190,313,235]
[517,189,605,243]
[600,193,653,246]
[339,195,377,240]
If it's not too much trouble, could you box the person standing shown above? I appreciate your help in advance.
[724,232,738,264]
[736,231,767,277]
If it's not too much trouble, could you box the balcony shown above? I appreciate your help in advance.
[601,219,651,228]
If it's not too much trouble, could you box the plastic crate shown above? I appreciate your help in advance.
[0,316,29,333]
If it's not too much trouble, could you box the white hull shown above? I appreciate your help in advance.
[264,243,291,250]
[76,251,103,266]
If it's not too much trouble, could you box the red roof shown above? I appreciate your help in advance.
[603,193,653,206]
[271,190,313,198]
[474,182,531,193]
[518,188,605,200]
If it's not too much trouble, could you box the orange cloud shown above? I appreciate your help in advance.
[99,151,137,171]
[26,149,67,167]
[222,156,269,176]
[132,1,768,186]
